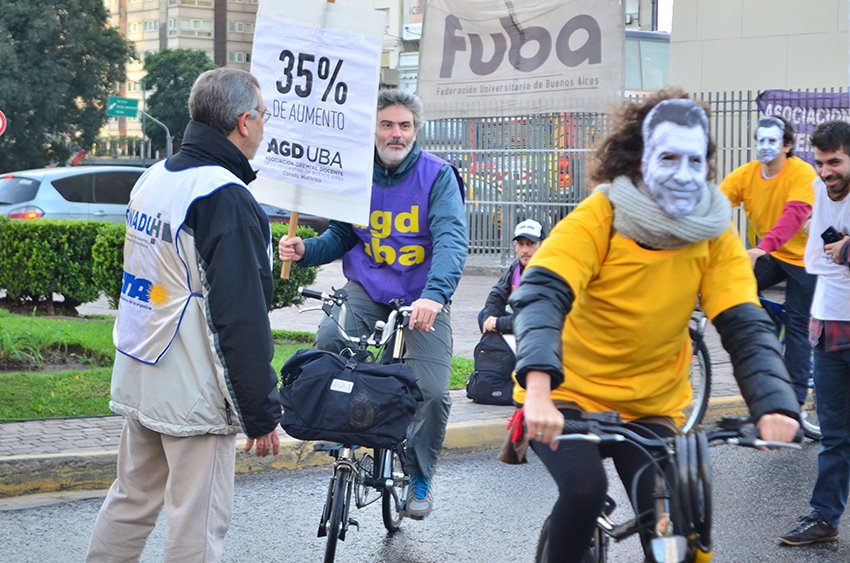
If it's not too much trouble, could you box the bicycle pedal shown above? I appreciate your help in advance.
[348,518,360,531]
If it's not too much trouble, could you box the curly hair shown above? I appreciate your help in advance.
[590,87,716,185]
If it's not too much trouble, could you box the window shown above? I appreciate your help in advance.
[52,174,93,204]
[93,172,142,204]
[0,177,40,205]
[144,20,159,32]
[229,21,245,33]
[228,51,246,63]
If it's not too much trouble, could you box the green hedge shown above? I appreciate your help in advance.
[0,220,102,308]
[0,219,320,313]
[91,221,320,311]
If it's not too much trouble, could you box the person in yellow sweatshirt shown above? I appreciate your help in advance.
[510,88,800,562]
[720,115,817,407]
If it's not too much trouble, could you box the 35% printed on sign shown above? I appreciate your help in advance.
[276,50,349,105]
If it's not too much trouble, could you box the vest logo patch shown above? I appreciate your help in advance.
[126,208,173,245]
[360,205,426,266]
[120,271,168,309]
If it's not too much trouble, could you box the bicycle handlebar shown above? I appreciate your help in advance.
[297,286,413,348]
[556,415,802,451]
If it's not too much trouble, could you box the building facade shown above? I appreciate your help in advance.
[668,0,849,92]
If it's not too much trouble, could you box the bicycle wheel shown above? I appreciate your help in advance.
[324,467,351,563]
[801,377,821,441]
[381,445,407,532]
[683,329,712,433]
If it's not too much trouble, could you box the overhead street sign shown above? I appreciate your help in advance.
[106,96,139,118]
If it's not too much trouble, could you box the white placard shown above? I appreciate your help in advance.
[249,0,384,225]
[418,0,624,118]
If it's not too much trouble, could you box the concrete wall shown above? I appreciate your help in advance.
[669,0,849,92]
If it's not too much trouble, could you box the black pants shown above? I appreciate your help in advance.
[531,415,677,562]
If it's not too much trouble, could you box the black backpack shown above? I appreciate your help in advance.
[466,332,516,406]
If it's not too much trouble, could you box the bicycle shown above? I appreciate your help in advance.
[685,309,711,433]
[758,295,820,440]
[294,286,415,563]
[534,412,802,563]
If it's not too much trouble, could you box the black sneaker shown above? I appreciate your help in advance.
[779,512,839,546]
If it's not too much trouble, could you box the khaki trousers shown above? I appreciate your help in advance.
[86,416,237,562]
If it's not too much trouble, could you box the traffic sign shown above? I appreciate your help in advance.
[0,110,6,136]
[106,96,139,118]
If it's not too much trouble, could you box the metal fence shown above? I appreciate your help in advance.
[420,88,847,258]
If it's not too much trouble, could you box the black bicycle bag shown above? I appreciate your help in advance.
[279,349,422,449]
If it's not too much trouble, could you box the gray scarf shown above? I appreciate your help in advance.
[596,176,731,249]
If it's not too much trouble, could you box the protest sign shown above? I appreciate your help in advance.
[249,0,384,225]
[756,89,850,166]
[418,0,624,118]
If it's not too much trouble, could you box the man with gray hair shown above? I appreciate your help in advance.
[86,67,281,561]
[280,88,468,519]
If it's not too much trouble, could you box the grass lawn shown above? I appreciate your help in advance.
[0,310,473,421]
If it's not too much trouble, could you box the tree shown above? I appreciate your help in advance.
[0,1,134,171]
[142,50,217,153]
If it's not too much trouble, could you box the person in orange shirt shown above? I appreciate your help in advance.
[720,115,817,407]
[510,88,800,562]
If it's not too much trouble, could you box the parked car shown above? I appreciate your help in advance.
[0,166,146,223]
[259,202,330,234]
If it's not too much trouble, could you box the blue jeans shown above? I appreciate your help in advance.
[754,256,816,404]
[809,345,850,527]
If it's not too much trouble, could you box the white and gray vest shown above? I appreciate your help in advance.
[114,163,259,364]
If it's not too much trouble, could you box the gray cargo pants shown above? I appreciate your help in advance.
[315,280,453,480]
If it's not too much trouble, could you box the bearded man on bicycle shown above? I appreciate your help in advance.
[510,88,800,561]
[279,89,467,520]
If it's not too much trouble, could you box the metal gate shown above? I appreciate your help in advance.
[420,88,846,258]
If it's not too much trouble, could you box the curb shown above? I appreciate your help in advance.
[0,418,511,500]
[0,398,750,501]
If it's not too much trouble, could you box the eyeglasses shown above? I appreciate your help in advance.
[247,109,271,124]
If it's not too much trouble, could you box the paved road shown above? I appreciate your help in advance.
[2,442,847,562]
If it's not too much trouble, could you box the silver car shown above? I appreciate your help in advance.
[0,165,146,223]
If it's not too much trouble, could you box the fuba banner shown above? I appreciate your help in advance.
[756,89,850,166]
[248,0,384,226]
[418,0,624,118]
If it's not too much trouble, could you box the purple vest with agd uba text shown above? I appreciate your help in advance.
[343,152,446,305]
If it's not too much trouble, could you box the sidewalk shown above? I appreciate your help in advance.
[0,256,748,501]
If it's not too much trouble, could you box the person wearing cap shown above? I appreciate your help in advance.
[477,218,543,334]
[508,88,799,561]
[720,115,817,408]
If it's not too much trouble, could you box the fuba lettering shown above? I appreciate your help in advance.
[440,14,602,77]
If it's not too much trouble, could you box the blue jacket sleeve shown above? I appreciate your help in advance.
[300,220,359,267]
[422,166,468,304]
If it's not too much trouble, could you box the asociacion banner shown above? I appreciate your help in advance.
[756,89,850,166]
[249,0,383,225]
[418,0,624,119]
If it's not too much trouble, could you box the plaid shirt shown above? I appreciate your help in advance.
[810,318,850,352]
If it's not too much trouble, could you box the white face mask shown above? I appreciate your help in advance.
[756,125,784,164]
[641,121,708,218]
